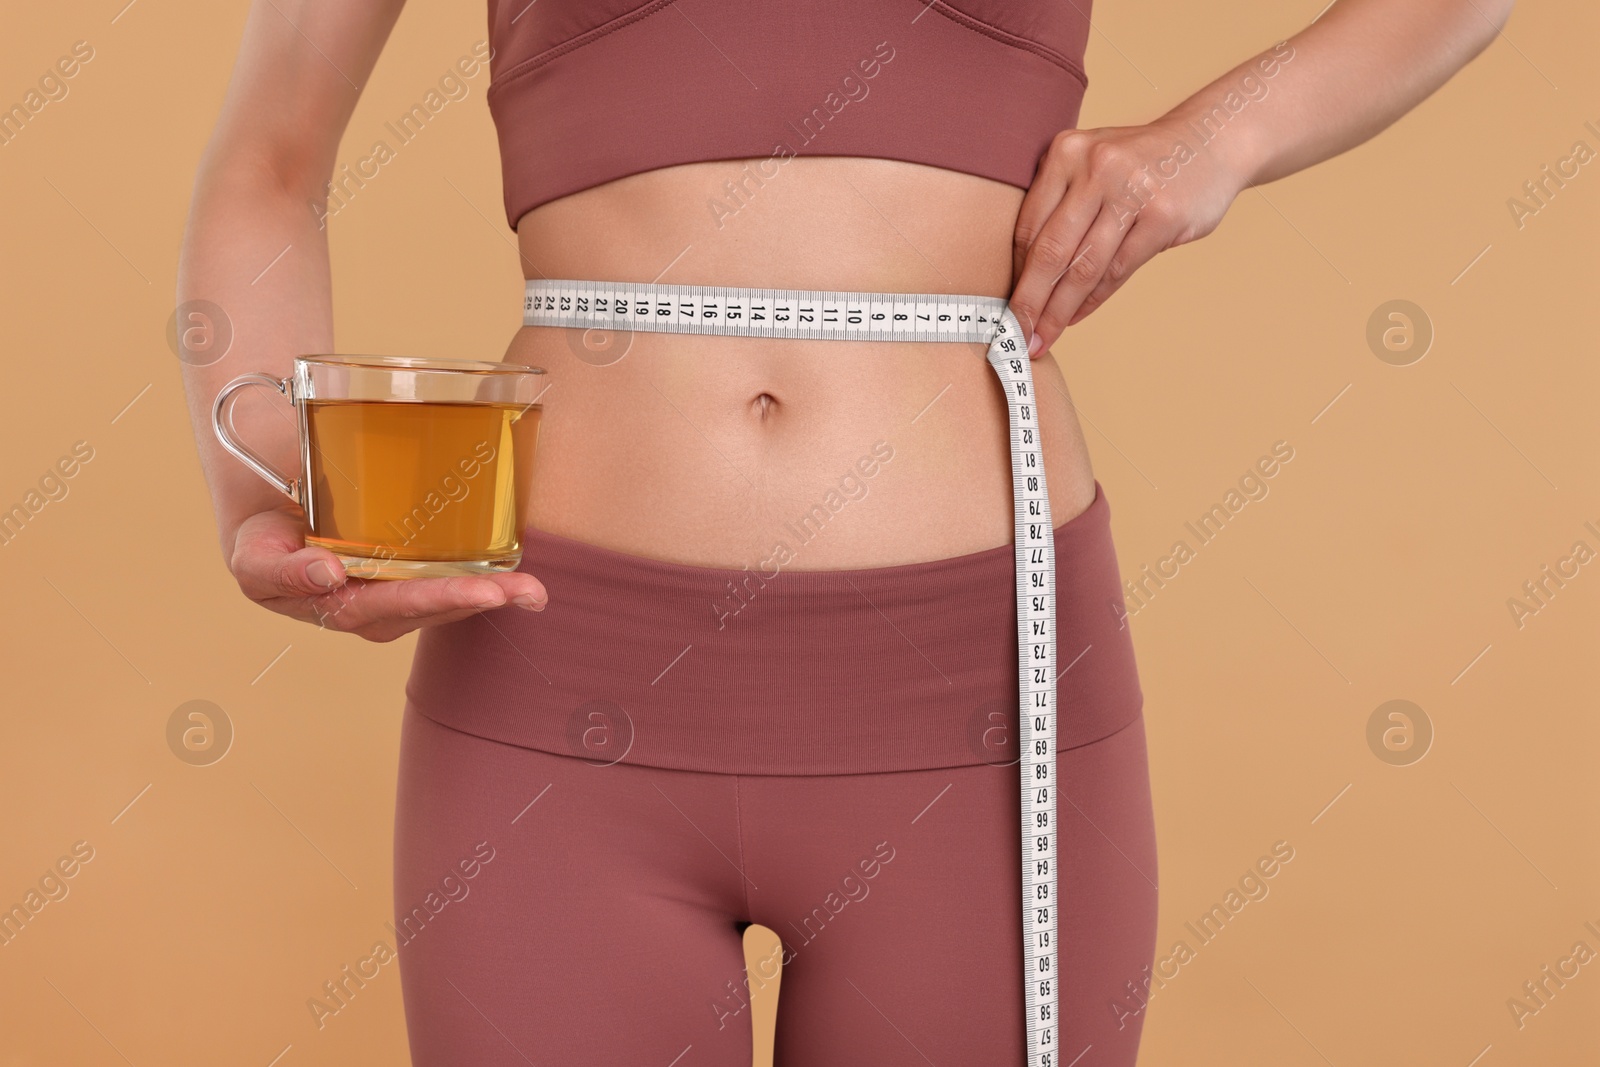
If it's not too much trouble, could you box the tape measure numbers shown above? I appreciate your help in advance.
[523,279,1060,1064]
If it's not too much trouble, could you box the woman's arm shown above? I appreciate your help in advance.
[180,0,389,554]
[1009,0,1517,356]
[178,0,546,640]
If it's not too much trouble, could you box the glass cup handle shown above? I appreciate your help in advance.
[211,372,301,504]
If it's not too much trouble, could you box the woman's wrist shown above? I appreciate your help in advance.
[1151,97,1265,198]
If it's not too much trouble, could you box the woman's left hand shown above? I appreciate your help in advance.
[1009,118,1250,357]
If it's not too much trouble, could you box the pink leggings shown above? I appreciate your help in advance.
[397,481,1157,1064]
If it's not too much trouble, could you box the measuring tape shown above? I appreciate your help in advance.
[524,278,1059,1063]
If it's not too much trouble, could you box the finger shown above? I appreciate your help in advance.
[337,598,504,642]
[288,576,499,635]
[1013,133,1083,281]
[1009,187,1103,354]
[477,570,548,610]
[335,572,550,642]
[348,599,530,643]
[231,509,348,600]
[258,581,494,637]
[1031,203,1133,354]
[302,571,544,634]
[1068,212,1174,326]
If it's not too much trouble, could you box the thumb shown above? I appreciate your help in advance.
[284,546,348,597]
[230,509,348,599]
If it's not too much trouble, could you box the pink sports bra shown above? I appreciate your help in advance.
[485,0,1091,230]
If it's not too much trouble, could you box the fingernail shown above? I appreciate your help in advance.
[306,560,337,589]
[1028,333,1044,357]
[512,593,546,611]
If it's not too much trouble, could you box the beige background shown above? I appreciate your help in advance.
[1,1,1595,1064]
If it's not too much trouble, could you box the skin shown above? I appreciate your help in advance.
[179,0,1512,643]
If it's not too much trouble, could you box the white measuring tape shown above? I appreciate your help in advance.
[524,279,1059,1063]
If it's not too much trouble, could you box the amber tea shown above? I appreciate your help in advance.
[303,399,538,574]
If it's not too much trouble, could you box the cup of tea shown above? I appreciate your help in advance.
[212,354,545,579]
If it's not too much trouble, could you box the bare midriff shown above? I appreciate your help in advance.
[503,155,1096,569]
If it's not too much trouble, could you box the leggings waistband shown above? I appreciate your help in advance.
[405,480,1141,776]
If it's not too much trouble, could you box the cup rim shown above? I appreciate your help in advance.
[297,353,546,375]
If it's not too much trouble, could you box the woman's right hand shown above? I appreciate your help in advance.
[228,506,548,643]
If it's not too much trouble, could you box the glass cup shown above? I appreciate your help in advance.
[212,354,545,579]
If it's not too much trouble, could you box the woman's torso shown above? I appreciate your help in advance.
[504,156,1096,569]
